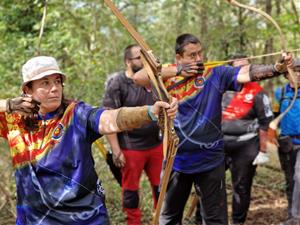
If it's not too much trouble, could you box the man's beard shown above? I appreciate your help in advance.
[132,65,143,73]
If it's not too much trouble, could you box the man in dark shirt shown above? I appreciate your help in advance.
[103,44,163,225]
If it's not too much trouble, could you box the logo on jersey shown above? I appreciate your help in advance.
[52,123,64,140]
[194,77,206,89]
[244,93,254,102]
[96,179,105,198]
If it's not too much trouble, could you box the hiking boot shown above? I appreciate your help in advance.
[280,218,300,225]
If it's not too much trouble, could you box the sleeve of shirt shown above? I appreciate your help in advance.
[213,65,243,93]
[254,91,273,130]
[74,102,105,142]
[102,74,123,109]
[0,112,8,138]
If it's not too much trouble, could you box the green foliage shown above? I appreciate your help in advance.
[0,0,299,102]
[0,2,299,223]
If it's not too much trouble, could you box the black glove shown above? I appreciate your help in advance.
[176,61,205,76]
[6,96,40,115]
[273,55,299,74]
[274,58,288,74]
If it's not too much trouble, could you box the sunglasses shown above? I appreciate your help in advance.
[129,56,141,60]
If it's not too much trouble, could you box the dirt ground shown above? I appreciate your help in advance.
[243,184,288,225]
[182,150,289,225]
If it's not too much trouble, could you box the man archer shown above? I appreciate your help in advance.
[133,33,296,225]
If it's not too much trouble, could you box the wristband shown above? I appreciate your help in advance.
[147,106,158,121]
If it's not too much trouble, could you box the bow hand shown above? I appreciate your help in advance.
[176,61,205,77]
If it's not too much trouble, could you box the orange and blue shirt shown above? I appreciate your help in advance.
[164,64,242,173]
[0,101,109,225]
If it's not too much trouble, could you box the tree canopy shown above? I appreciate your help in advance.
[0,0,299,104]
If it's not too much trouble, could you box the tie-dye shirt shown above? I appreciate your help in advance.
[164,65,242,173]
[0,101,109,225]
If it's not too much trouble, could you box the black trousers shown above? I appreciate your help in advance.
[225,136,259,224]
[278,148,297,218]
[159,163,228,225]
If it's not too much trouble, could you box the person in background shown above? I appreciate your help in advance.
[103,44,164,225]
[0,55,177,225]
[222,54,273,225]
[273,59,300,225]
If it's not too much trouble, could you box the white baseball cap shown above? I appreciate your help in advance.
[21,56,65,91]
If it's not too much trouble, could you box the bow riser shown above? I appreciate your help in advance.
[103,1,179,224]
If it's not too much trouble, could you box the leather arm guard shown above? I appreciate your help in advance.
[116,106,152,131]
[249,64,281,81]
[250,58,300,81]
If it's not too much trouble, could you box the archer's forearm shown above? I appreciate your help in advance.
[161,67,177,79]
[133,67,177,87]
[237,64,283,83]
[133,69,151,87]
[99,106,152,134]
[0,100,7,112]
[106,133,122,155]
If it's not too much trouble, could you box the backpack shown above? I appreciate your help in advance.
[278,85,300,112]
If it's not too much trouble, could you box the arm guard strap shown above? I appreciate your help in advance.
[116,106,152,131]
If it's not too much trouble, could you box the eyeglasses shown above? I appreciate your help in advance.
[129,56,141,60]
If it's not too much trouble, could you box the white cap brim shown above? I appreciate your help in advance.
[22,70,66,91]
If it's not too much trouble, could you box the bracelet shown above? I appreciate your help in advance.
[147,106,158,121]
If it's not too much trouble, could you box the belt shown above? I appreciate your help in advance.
[290,135,300,139]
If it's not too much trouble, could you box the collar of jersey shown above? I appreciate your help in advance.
[37,110,59,120]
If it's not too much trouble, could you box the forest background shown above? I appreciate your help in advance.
[0,0,299,224]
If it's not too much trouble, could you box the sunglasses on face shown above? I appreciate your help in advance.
[129,56,141,60]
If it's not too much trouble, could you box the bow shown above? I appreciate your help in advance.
[225,0,298,150]
[103,1,179,224]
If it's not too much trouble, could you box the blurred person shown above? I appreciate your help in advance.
[222,54,273,225]
[103,44,164,225]
[273,59,300,225]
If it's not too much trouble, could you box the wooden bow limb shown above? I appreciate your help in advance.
[142,54,179,225]
[103,1,179,224]
[94,139,108,160]
[35,0,48,56]
[185,192,199,220]
[225,0,298,151]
